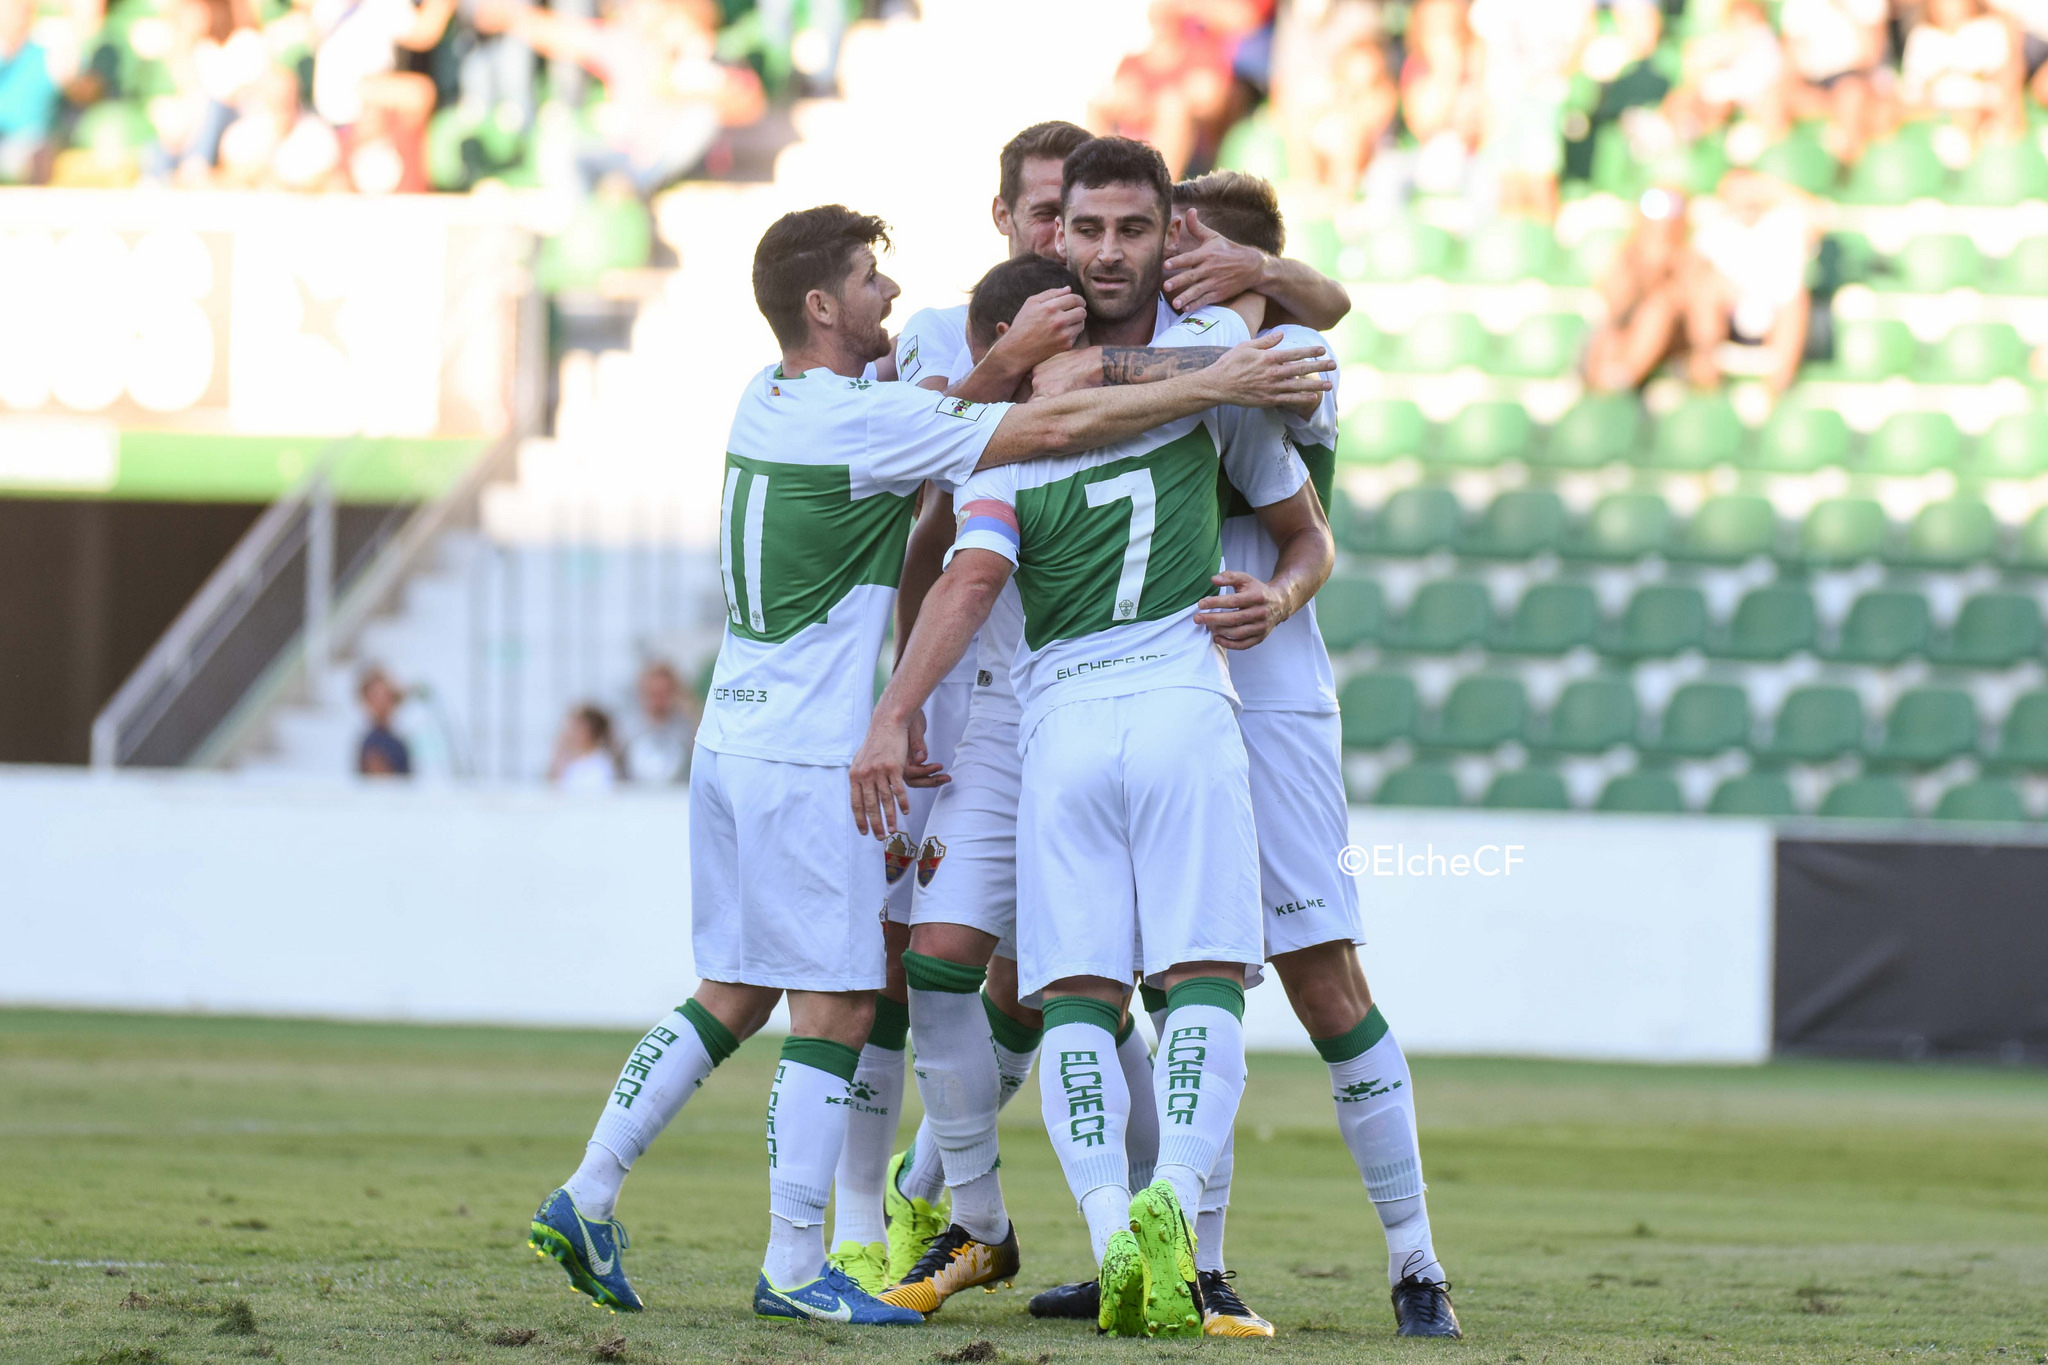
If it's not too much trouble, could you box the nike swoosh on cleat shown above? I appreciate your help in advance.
[578,1218,615,1277]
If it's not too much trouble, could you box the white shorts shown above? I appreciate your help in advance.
[1014,689,1263,1003]
[690,744,886,992]
[884,676,975,924]
[1239,709,1366,958]
[908,713,1022,957]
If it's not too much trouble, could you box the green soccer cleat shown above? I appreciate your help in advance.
[827,1239,889,1295]
[1097,1229,1148,1337]
[882,1147,950,1287]
[1126,1179,1200,1338]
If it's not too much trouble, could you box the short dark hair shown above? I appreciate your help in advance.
[999,121,1094,208]
[1061,136,1171,222]
[967,254,1076,349]
[751,205,892,349]
[1172,170,1285,255]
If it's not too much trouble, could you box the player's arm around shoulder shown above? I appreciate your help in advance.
[1200,478,1334,651]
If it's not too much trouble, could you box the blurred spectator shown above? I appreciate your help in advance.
[550,703,620,793]
[477,0,764,196]
[1092,0,1270,176]
[1397,0,1485,196]
[310,0,456,191]
[1901,0,2025,154]
[1579,0,1662,85]
[761,0,844,98]
[0,0,58,182]
[1586,185,1694,392]
[215,60,344,188]
[1468,0,1592,219]
[146,0,266,182]
[1989,0,2048,106]
[1780,0,1893,162]
[1666,0,1789,143]
[357,666,413,778]
[620,659,699,784]
[1274,0,1396,197]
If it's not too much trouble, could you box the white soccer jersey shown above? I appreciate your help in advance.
[697,365,1013,766]
[1220,324,1341,714]
[896,304,972,388]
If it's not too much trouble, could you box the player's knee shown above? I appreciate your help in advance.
[1274,943,1370,1037]
[906,920,998,966]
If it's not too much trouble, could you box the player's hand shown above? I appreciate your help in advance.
[1164,209,1267,315]
[1195,570,1289,649]
[850,717,913,837]
[1200,332,1333,409]
[1031,345,1104,399]
[903,706,949,788]
[994,287,1088,371]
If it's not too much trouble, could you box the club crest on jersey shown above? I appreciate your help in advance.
[936,395,987,421]
[883,833,916,884]
[899,336,922,381]
[1180,314,1219,334]
[916,836,947,888]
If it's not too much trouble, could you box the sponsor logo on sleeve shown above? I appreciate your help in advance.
[899,335,923,381]
[1180,314,1219,334]
[936,395,987,421]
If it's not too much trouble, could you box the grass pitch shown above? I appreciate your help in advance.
[2,1011,2044,1365]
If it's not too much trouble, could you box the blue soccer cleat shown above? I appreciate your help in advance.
[528,1188,644,1312]
[754,1264,925,1325]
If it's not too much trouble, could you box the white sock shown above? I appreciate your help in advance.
[1194,1128,1233,1273]
[905,956,1011,1240]
[950,1171,1008,1243]
[984,986,1043,1109]
[1152,984,1248,1219]
[829,1034,904,1249]
[899,1120,946,1205]
[1321,1007,1443,1286]
[1117,1017,1158,1191]
[570,1002,735,1220]
[1039,1000,1131,1264]
[763,1038,859,1287]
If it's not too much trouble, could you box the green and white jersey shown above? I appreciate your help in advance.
[1219,324,1341,714]
[698,364,1013,766]
[947,307,1307,742]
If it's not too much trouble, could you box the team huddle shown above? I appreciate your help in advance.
[526,122,1460,1342]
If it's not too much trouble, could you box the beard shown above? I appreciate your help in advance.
[1071,249,1164,328]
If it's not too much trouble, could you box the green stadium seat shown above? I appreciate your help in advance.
[1830,318,1918,379]
[1892,233,1982,292]
[1376,763,1464,807]
[1645,682,1752,757]
[1671,495,1777,563]
[1828,590,1932,664]
[1338,399,1425,465]
[1953,141,2048,206]
[1989,690,2048,770]
[1495,314,1587,377]
[1933,779,2030,822]
[1750,406,1850,473]
[1361,221,1455,282]
[1928,322,2029,383]
[1291,215,1343,277]
[1388,579,1492,652]
[1648,395,1743,470]
[1328,311,1385,365]
[1463,218,1559,282]
[1797,498,1887,565]
[1536,677,1640,752]
[1863,412,1961,477]
[1483,769,1573,810]
[1440,402,1533,466]
[1708,773,1799,817]
[1339,673,1418,748]
[1328,486,1369,551]
[1597,771,1686,813]
[1818,775,1913,819]
[1460,489,1566,558]
[1566,492,1671,561]
[1215,109,1289,182]
[1394,314,1488,372]
[1869,687,1979,767]
[1823,230,1882,287]
[1543,396,1642,469]
[1934,592,2044,667]
[1840,134,1944,204]
[1420,675,1529,750]
[1757,686,1866,763]
[1996,237,2048,294]
[1755,133,1840,195]
[1889,498,1997,568]
[2016,507,2048,569]
[1973,412,2048,480]
[1603,584,1708,658]
[1714,586,1817,660]
[1316,576,1384,650]
[1356,485,1459,554]
[1493,583,1598,655]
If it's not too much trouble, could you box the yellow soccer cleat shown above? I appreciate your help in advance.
[826,1239,889,1294]
[1097,1229,1148,1337]
[882,1148,950,1287]
[1198,1269,1275,1338]
[1126,1180,1201,1338]
[878,1222,1020,1315]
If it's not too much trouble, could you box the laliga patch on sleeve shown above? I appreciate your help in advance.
[899,335,922,381]
[1180,314,1219,334]
[936,395,987,421]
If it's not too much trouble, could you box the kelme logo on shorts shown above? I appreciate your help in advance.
[883,833,916,884]
[936,395,987,421]
[917,836,947,888]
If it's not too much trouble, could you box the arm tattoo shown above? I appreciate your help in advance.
[1099,346,1229,385]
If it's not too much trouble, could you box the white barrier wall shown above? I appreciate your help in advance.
[0,769,1773,1062]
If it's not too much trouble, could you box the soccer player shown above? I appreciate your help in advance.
[526,202,1334,1326]
[1038,170,1462,1340]
[850,138,1336,1338]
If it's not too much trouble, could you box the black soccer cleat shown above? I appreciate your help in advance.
[1027,1278,1099,1319]
[1391,1271,1461,1337]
